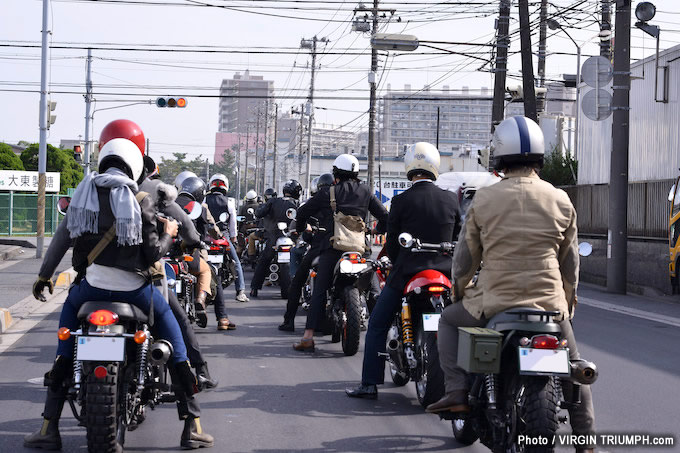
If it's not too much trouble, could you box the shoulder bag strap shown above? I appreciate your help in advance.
[86,191,148,266]
[329,185,337,213]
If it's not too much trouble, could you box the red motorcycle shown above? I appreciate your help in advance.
[206,237,236,289]
[384,232,454,408]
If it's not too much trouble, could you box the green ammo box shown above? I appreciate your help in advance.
[457,327,503,374]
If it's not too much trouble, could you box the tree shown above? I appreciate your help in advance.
[157,153,208,186]
[540,147,578,186]
[0,143,25,170]
[20,143,83,193]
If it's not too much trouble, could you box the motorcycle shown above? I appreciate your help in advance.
[444,244,599,452]
[384,233,451,408]
[206,232,236,289]
[164,252,198,325]
[56,302,175,452]
[269,218,295,299]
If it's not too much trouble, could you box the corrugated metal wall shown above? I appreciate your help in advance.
[577,45,680,185]
[563,180,673,238]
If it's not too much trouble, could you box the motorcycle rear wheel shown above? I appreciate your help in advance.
[85,362,121,453]
[452,417,478,446]
[279,263,290,299]
[515,376,559,453]
[389,361,410,386]
[341,286,362,356]
[415,331,446,408]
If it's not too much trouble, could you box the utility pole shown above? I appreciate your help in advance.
[491,0,511,134]
[146,138,149,156]
[245,123,251,191]
[537,0,548,114]
[83,48,93,175]
[601,0,612,59]
[301,36,327,197]
[262,99,269,191]
[435,106,440,149]
[236,133,241,201]
[298,104,305,177]
[607,0,631,294]
[36,0,50,259]
[254,104,261,194]
[272,103,279,190]
[518,0,538,122]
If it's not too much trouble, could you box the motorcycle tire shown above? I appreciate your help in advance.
[389,361,410,386]
[341,286,362,356]
[278,263,290,299]
[452,417,478,446]
[516,376,559,453]
[85,362,121,453]
[415,331,446,408]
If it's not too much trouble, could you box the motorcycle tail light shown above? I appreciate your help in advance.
[57,327,71,341]
[428,285,446,293]
[310,271,317,278]
[280,246,292,252]
[531,334,559,349]
[182,255,194,262]
[134,330,147,344]
[210,246,220,251]
[94,366,108,379]
[88,310,119,326]
[347,253,360,263]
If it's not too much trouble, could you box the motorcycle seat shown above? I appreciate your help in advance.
[486,308,561,334]
[77,301,149,323]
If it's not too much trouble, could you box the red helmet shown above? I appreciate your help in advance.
[99,119,145,155]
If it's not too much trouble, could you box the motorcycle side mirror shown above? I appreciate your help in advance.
[286,208,297,220]
[668,184,676,202]
[578,242,593,257]
[398,232,414,248]
[236,215,245,222]
[56,196,71,216]
[219,212,228,223]
[184,201,203,220]
[247,207,255,215]
[277,222,287,230]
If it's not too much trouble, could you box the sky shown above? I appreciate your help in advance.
[1,0,679,163]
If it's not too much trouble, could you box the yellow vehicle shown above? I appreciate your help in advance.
[668,179,680,293]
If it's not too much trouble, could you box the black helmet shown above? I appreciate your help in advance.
[283,179,303,199]
[264,188,277,201]
[317,173,334,189]
[180,176,206,203]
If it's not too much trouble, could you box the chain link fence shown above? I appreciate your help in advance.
[0,193,62,236]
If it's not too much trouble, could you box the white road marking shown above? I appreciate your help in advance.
[579,296,680,328]
[0,253,27,271]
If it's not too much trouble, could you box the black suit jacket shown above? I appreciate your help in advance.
[385,180,461,290]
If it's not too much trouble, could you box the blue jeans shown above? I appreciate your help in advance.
[56,279,188,364]
[361,285,403,385]
[227,240,245,292]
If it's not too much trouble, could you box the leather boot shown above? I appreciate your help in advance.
[24,386,66,450]
[195,292,208,328]
[180,417,214,450]
[425,390,470,413]
[195,362,218,391]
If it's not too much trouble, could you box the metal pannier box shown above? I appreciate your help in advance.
[457,327,503,374]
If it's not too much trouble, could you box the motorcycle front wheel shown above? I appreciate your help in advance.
[341,286,362,356]
[85,362,121,453]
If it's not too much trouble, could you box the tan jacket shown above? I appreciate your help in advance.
[453,169,579,320]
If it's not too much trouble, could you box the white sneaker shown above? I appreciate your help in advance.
[235,291,250,303]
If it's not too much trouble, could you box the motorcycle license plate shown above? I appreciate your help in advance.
[76,336,125,362]
[278,252,291,263]
[422,313,441,332]
[518,347,570,376]
[207,254,223,264]
[176,279,182,292]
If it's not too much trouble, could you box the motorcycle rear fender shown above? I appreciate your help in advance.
[403,269,452,296]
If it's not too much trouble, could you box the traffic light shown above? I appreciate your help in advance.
[156,97,187,108]
[47,99,57,129]
[73,145,82,162]
[478,148,490,168]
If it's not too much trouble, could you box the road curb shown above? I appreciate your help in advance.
[0,308,12,333]
[56,268,77,288]
[0,245,24,261]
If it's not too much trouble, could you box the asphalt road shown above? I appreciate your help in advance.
[0,267,679,452]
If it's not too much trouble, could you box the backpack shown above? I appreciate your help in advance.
[329,186,368,253]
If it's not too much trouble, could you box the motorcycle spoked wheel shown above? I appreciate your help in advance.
[506,376,559,453]
[341,286,362,356]
[414,329,446,408]
[85,363,121,453]
[388,322,410,386]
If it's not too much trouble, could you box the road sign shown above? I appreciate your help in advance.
[582,56,613,88]
[0,171,60,192]
[582,89,613,121]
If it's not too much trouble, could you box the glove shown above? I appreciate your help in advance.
[33,276,54,302]
[176,360,199,396]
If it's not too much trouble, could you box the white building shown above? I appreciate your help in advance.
[577,44,680,185]
[218,71,274,133]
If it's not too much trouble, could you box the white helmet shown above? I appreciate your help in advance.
[209,173,229,193]
[174,170,197,190]
[492,116,545,170]
[404,142,441,181]
[310,176,320,195]
[245,190,257,202]
[98,138,144,182]
[332,154,360,178]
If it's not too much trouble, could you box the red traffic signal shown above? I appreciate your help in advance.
[156,97,187,108]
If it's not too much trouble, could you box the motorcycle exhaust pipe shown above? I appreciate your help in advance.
[570,359,598,385]
[269,263,279,273]
[269,272,279,282]
[150,340,174,365]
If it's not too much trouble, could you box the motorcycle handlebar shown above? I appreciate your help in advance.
[410,239,455,254]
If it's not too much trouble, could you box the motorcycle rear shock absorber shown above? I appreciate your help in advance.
[401,301,414,348]
[136,336,149,393]
[484,373,498,410]
[72,341,82,390]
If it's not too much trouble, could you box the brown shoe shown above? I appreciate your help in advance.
[293,338,315,352]
[425,390,470,413]
[194,292,208,328]
[217,318,236,331]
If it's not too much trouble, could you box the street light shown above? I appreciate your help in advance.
[370,33,419,51]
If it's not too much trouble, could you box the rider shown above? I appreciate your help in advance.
[279,173,334,332]
[346,143,461,398]
[238,189,260,258]
[249,181,301,297]
[177,176,236,331]
[26,131,210,450]
[205,173,249,302]
[425,116,595,452]
[292,154,388,352]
